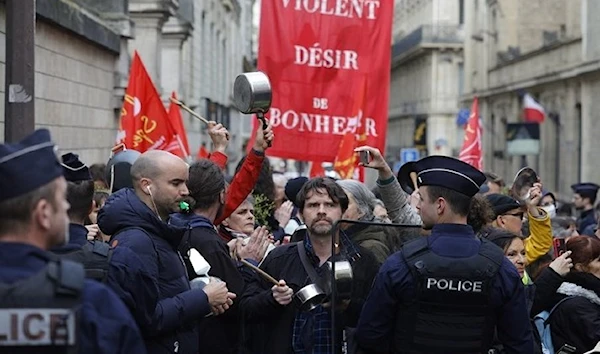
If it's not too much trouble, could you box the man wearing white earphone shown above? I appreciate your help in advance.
[98,150,235,354]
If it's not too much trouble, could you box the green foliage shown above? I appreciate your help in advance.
[253,193,274,230]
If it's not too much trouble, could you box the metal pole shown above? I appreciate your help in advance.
[4,0,36,142]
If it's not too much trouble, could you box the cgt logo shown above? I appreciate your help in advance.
[0,309,76,346]
[426,278,483,293]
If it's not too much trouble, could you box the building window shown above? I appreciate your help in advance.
[459,0,464,25]
[458,62,464,95]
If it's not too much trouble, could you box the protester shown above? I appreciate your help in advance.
[98,150,233,354]
[539,190,557,218]
[171,158,269,353]
[355,146,422,225]
[336,179,396,264]
[487,187,553,266]
[484,171,505,195]
[51,152,159,331]
[533,236,600,352]
[0,129,146,353]
[373,199,391,223]
[240,177,380,353]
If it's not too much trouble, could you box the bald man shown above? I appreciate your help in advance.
[98,150,235,354]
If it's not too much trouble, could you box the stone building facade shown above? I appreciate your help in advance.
[0,0,125,165]
[0,0,255,171]
[387,0,465,166]
[461,0,600,199]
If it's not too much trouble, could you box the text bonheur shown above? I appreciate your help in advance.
[269,108,378,137]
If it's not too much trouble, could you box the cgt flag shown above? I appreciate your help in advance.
[117,52,174,153]
[252,0,394,162]
[458,97,483,170]
[165,92,191,159]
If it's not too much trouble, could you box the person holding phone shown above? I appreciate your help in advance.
[481,228,573,353]
[532,236,600,353]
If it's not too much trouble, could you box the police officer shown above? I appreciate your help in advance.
[571,182,599,235]
[0,129,146,353]
[355,156,534,354]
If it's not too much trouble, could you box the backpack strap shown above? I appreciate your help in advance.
[401,237,430,275]
[544,296,577,325]
[47,259,85,297]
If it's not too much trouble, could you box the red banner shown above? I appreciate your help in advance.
[459,97,483,170]
[255,0,393,162]
[117,52,174,153]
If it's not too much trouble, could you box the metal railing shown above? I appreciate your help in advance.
[392,25,463,59]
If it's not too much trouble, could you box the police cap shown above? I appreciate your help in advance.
[571,183,599,199]
[398,156,486,197]
[61,153,91,182]
[0,129,63,202]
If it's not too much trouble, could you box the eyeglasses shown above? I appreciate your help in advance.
[503,212,524,219]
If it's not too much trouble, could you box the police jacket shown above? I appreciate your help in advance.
[171,213,247,354]
[577,209,596,235]
[535,271,600,353]
[0,242,146,353]
[239,239,380,354]
[52,223,159,334]
[355,224,534,354]
[98,188,212,354]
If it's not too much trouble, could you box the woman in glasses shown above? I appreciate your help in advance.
[485,184,554,276]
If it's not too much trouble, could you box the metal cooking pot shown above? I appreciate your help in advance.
[511,167,539,203]
[324,260,353,301]
[233,71,272,115]
[294,283,327,312]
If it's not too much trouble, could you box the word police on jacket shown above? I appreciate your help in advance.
[0,309,76,346]
[426,278,483,293]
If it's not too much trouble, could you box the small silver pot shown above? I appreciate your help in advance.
[233,71,272,114]
[294,283,327,312]
[324,260,354,301]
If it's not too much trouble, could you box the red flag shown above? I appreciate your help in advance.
[166,92,190,158]
[196,144,210,160]
[459,97,483,170]
[117,52,174,152]
[523,93,545,123]
[251,1,394,162]
[309,161,325,178]
[333,132,358,179]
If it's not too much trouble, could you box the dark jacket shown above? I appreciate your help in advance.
[530,267,565,317]
[543,272,600,353]
[356,224,534,354]
[0,242,146,353]
[52,223,158,334]
[240,240,379,354]
[345,220,421,265]
[98,188,211,354]
[577,209,596,235]
[171,213,247,354]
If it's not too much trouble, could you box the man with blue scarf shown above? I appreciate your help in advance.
[240,177,379,353]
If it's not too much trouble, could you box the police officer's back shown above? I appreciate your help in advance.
[355,156,533,354]
[0,129,146,353]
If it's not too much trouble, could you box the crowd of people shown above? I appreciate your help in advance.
[1,120,600,354]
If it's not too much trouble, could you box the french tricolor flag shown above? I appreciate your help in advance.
[523,93,545,123]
